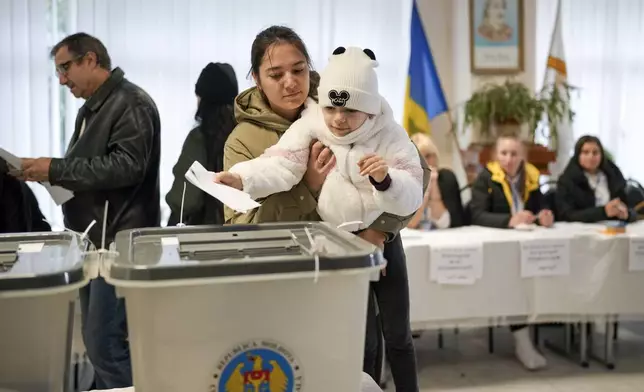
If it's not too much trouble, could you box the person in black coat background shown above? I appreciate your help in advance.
[555,135,635,223]
[408,133,465,230]
[0,158,51,234]
[469,131,553,371]
[470,133,554,230]
[166,62,238,226]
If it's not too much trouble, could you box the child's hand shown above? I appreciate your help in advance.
[358,228,386,250]
[537,209,554,227]
[358,153,388,183]
[214,171,243,190]
[358,228,387,275]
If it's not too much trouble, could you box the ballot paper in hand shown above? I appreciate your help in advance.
[42,182,74,205]
[0,147,22,169]
[0,147,74,205]
[185,161,260,213]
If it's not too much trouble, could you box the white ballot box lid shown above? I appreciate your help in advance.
[0,231,87,294]
[104,222,385,284]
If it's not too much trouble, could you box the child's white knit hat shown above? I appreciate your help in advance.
[318,46,381,115]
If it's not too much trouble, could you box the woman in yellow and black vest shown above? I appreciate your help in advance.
[470,130,554,371]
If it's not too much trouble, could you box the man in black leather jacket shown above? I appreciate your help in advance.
[19,33,161,388]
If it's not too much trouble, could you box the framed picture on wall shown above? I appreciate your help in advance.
[470,0,524,74]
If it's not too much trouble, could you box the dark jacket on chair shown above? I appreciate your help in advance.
[0,159,51,233]
[437,168,466,228]
[470,161,543,228]
[555,158,635,223]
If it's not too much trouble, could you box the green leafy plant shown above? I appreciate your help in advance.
[538,80,576,150]
[463,80,576,149]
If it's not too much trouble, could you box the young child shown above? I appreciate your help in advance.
[215,46,424,233]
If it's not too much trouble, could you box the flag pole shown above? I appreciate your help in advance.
[543,0,563,88]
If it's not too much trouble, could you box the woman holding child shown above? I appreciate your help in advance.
[221,25,428,392]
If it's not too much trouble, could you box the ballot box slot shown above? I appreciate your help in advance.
[0,250,18,272]
[173,229,297,246]
[180,242,305,261]
[175,228,322,261]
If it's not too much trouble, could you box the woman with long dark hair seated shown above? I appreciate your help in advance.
[166,63,238,226]
[556,135,635,223]
[470,131,554,370]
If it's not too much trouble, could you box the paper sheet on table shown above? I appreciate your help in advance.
[0,147,74,205]
[184,161,260,213]
[429,243,483,285]
[520,237,571,278]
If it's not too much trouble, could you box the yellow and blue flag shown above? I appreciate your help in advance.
[403,1,469,198]
[403,0,449,136]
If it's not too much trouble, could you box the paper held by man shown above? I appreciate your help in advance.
[0,147,74,206]
[184,161,260,213]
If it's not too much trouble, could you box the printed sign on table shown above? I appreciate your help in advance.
[520,238,570,278]
[430,244,483,285]
[628,236,644,271]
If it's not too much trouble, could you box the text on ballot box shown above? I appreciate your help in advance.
[520,238,570,278]
[628,236,644,271]
[429,243,483,285]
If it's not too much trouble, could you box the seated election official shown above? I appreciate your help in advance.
[408,133,464,230]
[556,135,635,223]
[470,130,554,370]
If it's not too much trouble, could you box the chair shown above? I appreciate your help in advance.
[540,180,558,220]
[625,179,644,218]
[460,183,473,226]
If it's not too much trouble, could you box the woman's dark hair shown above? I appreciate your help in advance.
[249,25,320,96]
[193,63,238,173]
[573,135,605,163]
[195,102,236,173]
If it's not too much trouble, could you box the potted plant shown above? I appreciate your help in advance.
[464,81,542,145]
[463,80,575,173]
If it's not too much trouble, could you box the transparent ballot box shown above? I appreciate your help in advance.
[104,222,384,392]
[0,232,88,392]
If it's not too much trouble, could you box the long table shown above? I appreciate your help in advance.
[402,222,644,366]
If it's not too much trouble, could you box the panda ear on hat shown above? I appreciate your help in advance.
[363,48,379,68]
[332,46,346,55]
[329,46,379,67]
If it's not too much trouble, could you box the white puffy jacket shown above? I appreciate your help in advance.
[229,98,424,230]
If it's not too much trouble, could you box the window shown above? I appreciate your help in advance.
[536,0,644,182]
[9,0,412,228]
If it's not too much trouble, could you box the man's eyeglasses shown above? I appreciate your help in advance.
[55,54,85,76]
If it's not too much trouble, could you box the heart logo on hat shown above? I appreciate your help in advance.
[329,90,350,107]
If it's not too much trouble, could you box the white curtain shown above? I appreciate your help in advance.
[536,0,644,182]
[58,0,413,224]
[0,0,64,227]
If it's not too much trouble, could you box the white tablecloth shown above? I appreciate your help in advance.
[403,222,644,329]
